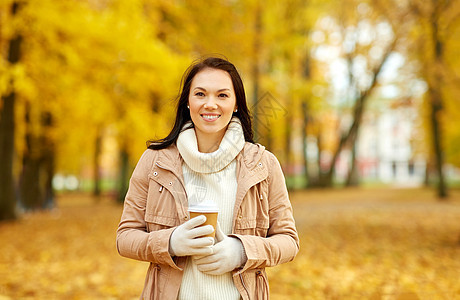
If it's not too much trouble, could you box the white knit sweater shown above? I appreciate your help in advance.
[176,118,245,300]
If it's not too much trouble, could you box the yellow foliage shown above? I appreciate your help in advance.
[2,0,460,184]
[2,0,187,176]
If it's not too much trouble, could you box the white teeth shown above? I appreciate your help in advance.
[202,115,220,120]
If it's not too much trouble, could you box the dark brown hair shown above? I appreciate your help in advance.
[147,56,254,150]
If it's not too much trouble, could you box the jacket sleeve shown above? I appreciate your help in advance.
[116,150,180,270]
[232,152,300,272]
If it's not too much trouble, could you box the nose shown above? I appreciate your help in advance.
[204,96,218,109]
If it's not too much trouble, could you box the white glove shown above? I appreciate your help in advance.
[193,222,247,275]
[169,215,215,257]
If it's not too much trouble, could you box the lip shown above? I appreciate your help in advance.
[201,113,221,122]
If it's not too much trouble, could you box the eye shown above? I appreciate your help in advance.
[218,93,229,98]
[195,92,205,97]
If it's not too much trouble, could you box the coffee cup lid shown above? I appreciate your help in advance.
[188,202,219,213]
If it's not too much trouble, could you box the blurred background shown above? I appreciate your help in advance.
[1,0,460,299]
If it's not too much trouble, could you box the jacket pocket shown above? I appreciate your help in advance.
[145,178,180,232]
[144,214,177,232]
[235,218,269,237]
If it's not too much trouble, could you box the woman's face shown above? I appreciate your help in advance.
[188,68,237,144]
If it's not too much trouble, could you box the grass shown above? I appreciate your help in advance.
[1,187,460,299]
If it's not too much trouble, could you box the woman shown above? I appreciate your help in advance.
[116,56,299,300]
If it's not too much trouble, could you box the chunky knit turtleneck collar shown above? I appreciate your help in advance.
[176,117,245,174]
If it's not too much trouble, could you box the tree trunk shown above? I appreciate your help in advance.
[266,126,273,151]
[42,148,55,209]
[301,101,310,187]
[117,148,130,203]
[429,9,448,199]
[429,87,447,198]
[323,40,396,187]
[41,111,55,209]
[0,2,22,220]
[284,105,292,176]
[20,102,41,210]
[345,137,359,187]
[93,127,102,199]
[251,0,262,142]
[0,91,17,220]
[20,152,44,210]
[324,96,364,187]
[20,106,55,210]
[424,158,431,186]
[300,52,313,188]
[316,129,324,186]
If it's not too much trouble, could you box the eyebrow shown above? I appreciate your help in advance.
[193,87,231,92]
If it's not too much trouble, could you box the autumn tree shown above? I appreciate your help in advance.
[253,0,327,188]
[372,0,460,198]
[406,0,460,198]
[11,0,112,209]
[0,1,22,220]
[1,0,185,213]
[307,0,410,187]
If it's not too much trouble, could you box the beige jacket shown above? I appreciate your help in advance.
[116,142,299,300]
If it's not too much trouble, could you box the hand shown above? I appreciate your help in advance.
[169,215,215,257]
[193,222,247,275]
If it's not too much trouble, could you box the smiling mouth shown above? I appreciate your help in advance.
[201,114,221,120]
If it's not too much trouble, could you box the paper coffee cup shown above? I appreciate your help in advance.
[188,203,219,238]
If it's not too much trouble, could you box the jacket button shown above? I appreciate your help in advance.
[258,163,262,167]
[184,216,188,220]
[238,215,243,219]
[153,171,158,176]
[169,182,173,185]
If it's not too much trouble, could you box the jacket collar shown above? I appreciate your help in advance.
[235,143,268,184]
[155,144,183,175]
[238,143,265,170]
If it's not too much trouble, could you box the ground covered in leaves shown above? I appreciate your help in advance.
[1,188,460,299]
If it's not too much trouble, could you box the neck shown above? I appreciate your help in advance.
[195,130,226,153]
